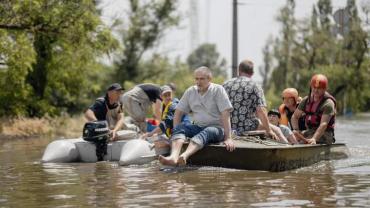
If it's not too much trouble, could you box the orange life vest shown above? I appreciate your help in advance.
[279,103,306,130]
[278,104,289,126]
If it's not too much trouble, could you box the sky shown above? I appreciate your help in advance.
[100,0,353,81]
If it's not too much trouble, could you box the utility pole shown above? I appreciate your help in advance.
[232,0,238,78]
[190,0,199,51]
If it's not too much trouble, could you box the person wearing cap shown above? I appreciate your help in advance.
[159,66,235,166]
[223,59,286,143]
[268,109,298,144]
[120,83,162,133]
[279,88,306,131]
[291,74,336,144]
[85,83,126,140]
[143,85,191,138]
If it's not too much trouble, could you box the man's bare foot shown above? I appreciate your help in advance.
[159,155,178,166]
[177,155,187,166]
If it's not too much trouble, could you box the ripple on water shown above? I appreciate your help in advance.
[250,199,312,207]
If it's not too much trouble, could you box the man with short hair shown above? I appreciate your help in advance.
[159,66,235,166]
[85,83,125,140]
[223,59,286,142]
[291,74,336,144]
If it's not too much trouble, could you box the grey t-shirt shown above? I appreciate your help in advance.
[176,83,233,127]
[279,124,293,138]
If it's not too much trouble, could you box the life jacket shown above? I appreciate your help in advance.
[96,96,123,130]
[278,104,289,126]
[160,98,190,137]
[279,103,306,130]
[303,92,336,130]
[161,100,173,136]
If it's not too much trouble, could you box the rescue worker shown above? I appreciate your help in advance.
[291,74,336,144]
[279,88,306,131]
[120,83,162,133]
[85,83,126,141]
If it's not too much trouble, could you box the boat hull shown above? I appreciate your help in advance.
[187,140,349,171]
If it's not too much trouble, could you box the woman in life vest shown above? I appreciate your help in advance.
[279,88,306,130]
[143,85,191,138]
[291,74,336,144]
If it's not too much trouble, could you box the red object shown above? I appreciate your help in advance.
[146,118,160,126]
[310,74,328,89]
[304,92,336,130]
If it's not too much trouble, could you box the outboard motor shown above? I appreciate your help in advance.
[82,121,110,161]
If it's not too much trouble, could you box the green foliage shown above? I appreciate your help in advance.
[114,0,180,84]
[0,0,118,117]
[187,43,228,77]
[121,54,225,98]
[263,0,370,114]
[0,31,35,116]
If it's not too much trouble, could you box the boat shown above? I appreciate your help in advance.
[41,130,170,165]
[186,133,349,172]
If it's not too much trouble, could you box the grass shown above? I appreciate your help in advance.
[0,114,86,140]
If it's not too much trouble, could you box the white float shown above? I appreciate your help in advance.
[41,130,170,165]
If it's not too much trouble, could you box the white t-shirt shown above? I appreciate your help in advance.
[176,83,233,127]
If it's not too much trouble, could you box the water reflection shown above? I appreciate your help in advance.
[0,116,370,207]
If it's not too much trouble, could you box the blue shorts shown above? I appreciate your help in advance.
[171,123,225,148]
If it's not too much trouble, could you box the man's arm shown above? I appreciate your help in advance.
[291,109,303,131]
[152,99,162,121]
[291,108,307,143]
[221,109,235,152]
[305,114,331,144]
[111,112,125,140]
[85,109,97,121]
[256,106,278,140]
[173,109,185,128]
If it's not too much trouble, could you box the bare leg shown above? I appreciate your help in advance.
[178,141,202,166]
[159,138,185,166]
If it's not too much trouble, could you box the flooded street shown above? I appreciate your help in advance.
[1,115,370,207]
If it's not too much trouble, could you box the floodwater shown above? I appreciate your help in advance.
[0,115,370,207]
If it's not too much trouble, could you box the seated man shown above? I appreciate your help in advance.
[291,74,336,144]
[268,109,298,144]
[85,83,126,141]
[144,85,191,138]
[159,66,235,166]
[223,59,287,143]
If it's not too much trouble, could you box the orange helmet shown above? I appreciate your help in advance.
[310,74,328,89]
[282,88,299,101]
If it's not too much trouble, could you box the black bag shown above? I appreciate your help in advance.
[82,121,110,161]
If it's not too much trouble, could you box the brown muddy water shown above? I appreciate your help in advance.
[1,115,370,207]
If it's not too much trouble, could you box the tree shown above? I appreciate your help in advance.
[0,0,118,116]
[114,0,179,84]
[271,0,296,90]
[186,43,227,77]
[259,37,273,90]
[263,0,370,113]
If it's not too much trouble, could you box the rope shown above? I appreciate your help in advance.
[233,134,288,146]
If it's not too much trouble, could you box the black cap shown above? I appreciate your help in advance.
[107,83,123,91]
[268,109,281,118]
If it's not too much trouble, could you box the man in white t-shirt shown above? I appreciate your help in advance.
[159,66,235,166]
